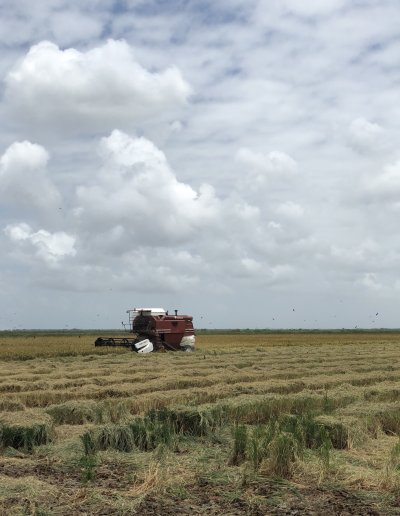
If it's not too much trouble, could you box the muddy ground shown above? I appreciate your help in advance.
[1,460,396,515]
[140,481,394,516]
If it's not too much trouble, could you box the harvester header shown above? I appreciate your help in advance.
[95,307,195,353]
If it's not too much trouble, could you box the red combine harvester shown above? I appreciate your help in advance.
[95,308,195,353]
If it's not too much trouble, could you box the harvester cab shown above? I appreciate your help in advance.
[94,308,195,353]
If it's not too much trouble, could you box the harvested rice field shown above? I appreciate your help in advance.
[1,332,400,515]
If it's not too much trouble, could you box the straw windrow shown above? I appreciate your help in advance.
[0,410,54,451]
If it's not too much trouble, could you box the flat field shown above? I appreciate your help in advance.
[1,332,400,514]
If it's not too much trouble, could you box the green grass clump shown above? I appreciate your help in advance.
[81,430,97,456]
[127,417,173,451]
[0,410,54,452]
[313,416,352,449]
[248,423,276,470]
[81,414,174,454]
[229,424,247,465]
[95,424,135,452]
[228,415,340,477]
[79,454,97,483]
[80,404,218,455]
[147,406,219,436]
[247,419,302,477]
[373,406,400,435]
[268,431,300,478]
[281,414,332,450]
[233,421,302,478]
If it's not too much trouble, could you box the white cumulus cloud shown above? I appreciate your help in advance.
[348,117,384,153]
[366,160,400,201]
[4,223,76,265]
[0,141,61,215]
[75,130,220,247]
[236,147,298,194]
[5,40,192,134]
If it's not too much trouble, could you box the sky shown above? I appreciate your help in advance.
[1,0,400,330]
